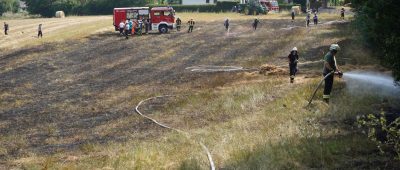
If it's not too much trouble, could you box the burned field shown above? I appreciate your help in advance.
[2,15,388,169]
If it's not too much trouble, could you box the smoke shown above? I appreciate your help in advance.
[343,71,400,98]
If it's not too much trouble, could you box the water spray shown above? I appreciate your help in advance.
[306,71,399,107]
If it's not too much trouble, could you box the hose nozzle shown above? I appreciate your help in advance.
[335,71,343,78]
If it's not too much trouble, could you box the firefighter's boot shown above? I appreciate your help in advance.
[323,95,330,104]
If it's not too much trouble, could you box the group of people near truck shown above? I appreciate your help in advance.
[118,18,150,39]
[3,22,43,38]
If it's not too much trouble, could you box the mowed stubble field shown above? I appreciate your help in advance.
[1,12,399,169]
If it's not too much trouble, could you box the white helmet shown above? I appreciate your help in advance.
[292,47,297,51]
[329,44,340,51]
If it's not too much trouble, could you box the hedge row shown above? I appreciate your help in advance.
[279,3,302,11]
[151,2,302,13]
[149,1,238,12]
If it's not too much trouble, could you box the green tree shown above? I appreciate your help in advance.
[0,0,20,15]
[351,0,400,81]
[22,0,146,17]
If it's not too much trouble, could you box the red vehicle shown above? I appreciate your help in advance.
[113,6,176,33]
[260,0,279,13]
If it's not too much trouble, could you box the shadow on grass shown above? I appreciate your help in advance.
[224,134,399,169]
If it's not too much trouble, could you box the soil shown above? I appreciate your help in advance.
[0,17,353,163]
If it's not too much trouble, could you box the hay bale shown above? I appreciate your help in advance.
[55,11,65,18]
[291,6,301,15]
[259,64,286,75]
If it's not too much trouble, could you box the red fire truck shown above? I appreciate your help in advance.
[113,7,176,33]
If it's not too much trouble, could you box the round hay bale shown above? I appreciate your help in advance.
[291,6,301,15]
[55,11,65,18]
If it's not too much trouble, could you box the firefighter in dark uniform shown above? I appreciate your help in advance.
[188,19,195,33]
[288,47,299,83]
[341,8,345,20]
[4,22,9,35]
[252,18,259,30]
[323,44,342,103]
[176,17,182,31]
[224,18,230,31]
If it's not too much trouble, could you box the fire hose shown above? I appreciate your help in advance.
[135,95,215,170]
[306,71,343,107]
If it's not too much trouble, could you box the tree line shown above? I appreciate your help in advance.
[351,0,400,81]
[21,0,148,17]
[0,0,20,15]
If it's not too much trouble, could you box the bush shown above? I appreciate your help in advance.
[23,0,147,17]
[279,3,301,11]
[149,4,217,12]
[357,112,400,159]
[215,1,238,12]
[149,2,238,13]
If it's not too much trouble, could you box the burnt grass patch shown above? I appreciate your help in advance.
[0,19,347,161]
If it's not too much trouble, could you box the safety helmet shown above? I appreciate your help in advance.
[292,47,297,51]
[329,44,340,51]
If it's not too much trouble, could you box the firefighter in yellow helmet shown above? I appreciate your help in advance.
[322,44,343,103]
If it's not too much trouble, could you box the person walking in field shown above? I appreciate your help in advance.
[119,21,125,35]
[322,44,342,103]
[124,20,130,39]
[38,24,43,38]
[176,17,182,31]
[224,18,230,31]
[306,12,311,27]
[128,19,133,35]
[291,9,295,22]
[4,22,9,35]
[138,19,143,35]
[252,18,259,30]
[341,8,345,20]
[288,47,299,83]
[145,18,150,34]
[313,13,318,25]
[188,19,195,33]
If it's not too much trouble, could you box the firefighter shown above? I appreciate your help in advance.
[313,13,318,25]
[176,17,182,31]
[188,19,195,33]
[322,44,342,103]
[138,19,143,36]
[4,22,9,35]
[145,18,150,34]
[224,18,229,31]
[340,8,345,20]
[288,47,299,83]
[252,18,259,30]
[128,19,133,35]
[38,24,43,38]
[124,20,130,39]
[119,21,125,35]
[291,9,295,22]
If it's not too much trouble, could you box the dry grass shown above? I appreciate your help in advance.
[0,11,395,169]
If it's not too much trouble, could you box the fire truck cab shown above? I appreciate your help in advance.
[113,6,175,34]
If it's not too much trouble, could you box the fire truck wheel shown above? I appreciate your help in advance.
[159,25,168,34]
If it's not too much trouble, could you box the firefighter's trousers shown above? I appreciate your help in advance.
[323,73,334,100]
[289,63,297,80]
[188,26,194,32]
